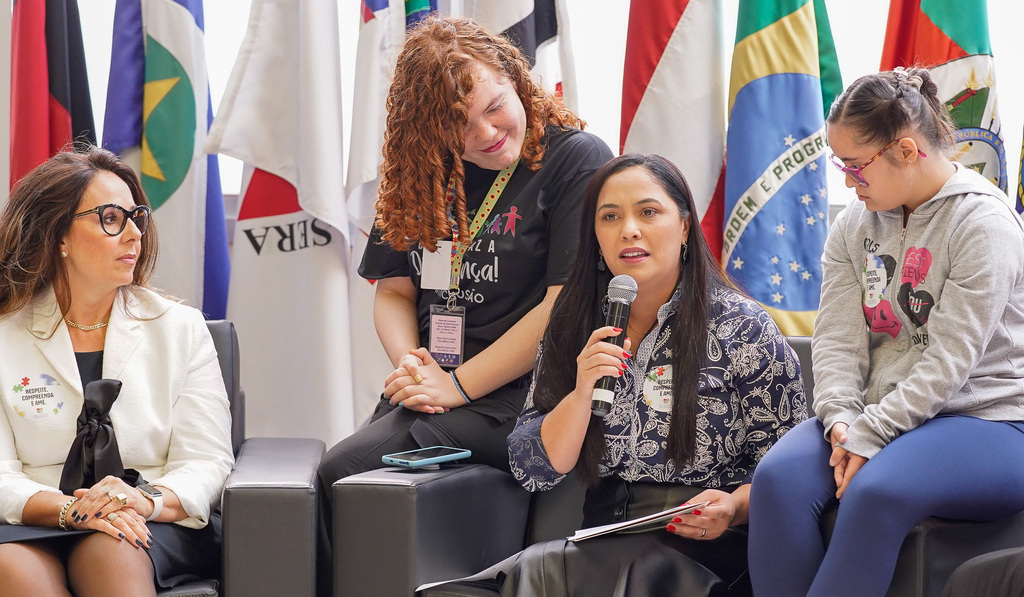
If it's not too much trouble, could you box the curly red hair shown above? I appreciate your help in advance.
[376,16,584,252]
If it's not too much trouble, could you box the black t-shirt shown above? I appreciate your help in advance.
[360,126,612,373]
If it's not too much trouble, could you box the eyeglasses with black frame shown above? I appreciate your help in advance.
[828,138,927,187]
[74,204,152,236]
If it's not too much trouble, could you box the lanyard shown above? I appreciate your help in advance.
[445,161,518,309]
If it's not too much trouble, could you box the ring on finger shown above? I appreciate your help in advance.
[701,528,706,538]
[107,512,121,522]
[114,493,128,506]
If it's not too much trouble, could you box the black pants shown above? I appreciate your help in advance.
[318,390,523,483]
[316,383,527,597]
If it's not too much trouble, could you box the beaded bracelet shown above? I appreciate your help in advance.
[450,370,472,404]
[58,497,78,531]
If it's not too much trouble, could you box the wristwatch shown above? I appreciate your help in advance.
[138,483,163,521]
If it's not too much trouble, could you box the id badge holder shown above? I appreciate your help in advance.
[429,304,465,367]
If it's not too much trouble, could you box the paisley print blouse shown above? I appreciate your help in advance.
[508,286,808,491]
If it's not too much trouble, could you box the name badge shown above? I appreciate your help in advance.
[429,304,465,368]
[642,364,673,413]
[421,241,453,290]
[11,373,67,421]
[863,255,887,308]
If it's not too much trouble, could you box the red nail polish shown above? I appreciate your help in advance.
[612,327,622,332]
[671,517,682,523]
[693,510,702,516]
[622,351,630,358]
[666,524,675,532]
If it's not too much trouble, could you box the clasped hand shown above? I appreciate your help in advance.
[69,475,152,548]
[383,347,463,414]
[829,422,867,500]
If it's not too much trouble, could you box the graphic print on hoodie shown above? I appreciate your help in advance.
[897,246,934,327]
[863,252,901,338]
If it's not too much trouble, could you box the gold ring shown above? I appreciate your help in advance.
[115,493,129,506]
[413,373,423,383]
[106,512,120,522]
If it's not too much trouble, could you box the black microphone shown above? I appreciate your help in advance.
[592,274,638,417]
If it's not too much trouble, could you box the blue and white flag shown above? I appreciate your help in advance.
[103,0,229,318]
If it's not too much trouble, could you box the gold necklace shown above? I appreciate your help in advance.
[64,317,108,331]
[627,320,655,342]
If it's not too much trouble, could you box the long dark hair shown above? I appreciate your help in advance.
[0,145,158,320]
[532,154,730,486]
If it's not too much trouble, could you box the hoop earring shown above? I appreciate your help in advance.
[681,243,689,263]
[597,254,606,271]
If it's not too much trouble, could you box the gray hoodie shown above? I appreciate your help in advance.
[812,164,1024,458]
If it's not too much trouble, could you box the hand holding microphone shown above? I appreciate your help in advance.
[591,275,637,417]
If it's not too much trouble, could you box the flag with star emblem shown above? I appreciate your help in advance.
[10,0,96,190]
[102,0,230,318]
[620,0,726,258]
[722,0,841,336]
[205,0,354,443]
[880,0,1007,196]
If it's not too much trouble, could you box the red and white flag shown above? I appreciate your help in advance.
[620,0,726,257]
[205,0,354,443]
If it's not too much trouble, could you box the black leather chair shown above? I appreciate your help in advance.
[334,336,1024,597]
[158,320,325,597]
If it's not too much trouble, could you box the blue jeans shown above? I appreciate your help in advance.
[748,415,1024,597]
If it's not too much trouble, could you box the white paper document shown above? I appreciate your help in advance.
[568,500,711,542]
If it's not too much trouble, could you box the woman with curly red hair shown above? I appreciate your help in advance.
[318,15,611,485]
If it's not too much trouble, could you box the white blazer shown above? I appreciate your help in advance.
[0,287,234,528]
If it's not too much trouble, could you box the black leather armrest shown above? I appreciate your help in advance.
[333,464,531,597]
[222,437,325,597]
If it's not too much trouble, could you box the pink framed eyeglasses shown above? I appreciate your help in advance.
[828,138,927,187]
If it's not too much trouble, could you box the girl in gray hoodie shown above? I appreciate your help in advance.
[748,67,1024,597]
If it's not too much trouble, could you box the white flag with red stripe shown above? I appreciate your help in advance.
[345,0,414,426]
[205,0,354,443]
[620,0,725,257]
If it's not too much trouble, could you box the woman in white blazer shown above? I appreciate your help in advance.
[0,147,234,596]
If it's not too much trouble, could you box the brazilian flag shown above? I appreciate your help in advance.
[722,0,841,336]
